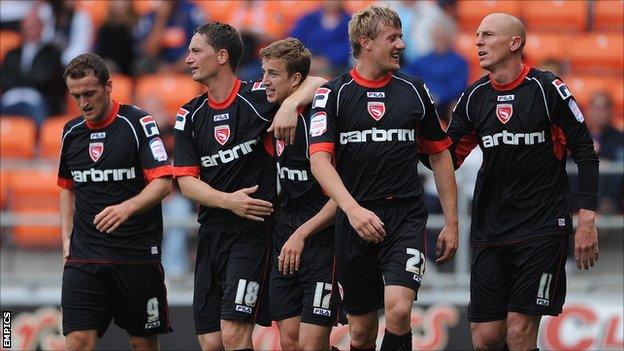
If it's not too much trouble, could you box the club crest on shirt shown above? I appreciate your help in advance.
[276,139,285,156]
[367,101,385,121]
[496,104,513,124]
[89,142,104,162]
[214,125,230,146]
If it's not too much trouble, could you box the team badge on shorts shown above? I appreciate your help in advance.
[214,125,230,146]
[89,142,104,162]
[496,104,513,124]
[276,139,285,156]
[367,101,386,121]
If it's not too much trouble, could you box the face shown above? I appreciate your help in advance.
[186,33,220,83]
[261,58,300,104]
[475,16,514,72]
[588,94,612,128]
[66,74,112,123]
[366,23,405,72]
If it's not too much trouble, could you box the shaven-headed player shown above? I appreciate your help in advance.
[309,6,459,351]
[446,13,600,350]
[259,38,340,351]
[174,23,324,351]
[59,53,173,351]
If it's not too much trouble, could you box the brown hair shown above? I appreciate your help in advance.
[259,37,311,80]
[193,22,243,72]
[348,5,402,59]
[63,53,110,85]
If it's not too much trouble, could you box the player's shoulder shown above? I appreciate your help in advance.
[528,68,574,100]
[324,71,355,91]
[118,103,149,121]
[179,93,209,115]
[391,71,425,86]
[62,116,87,134]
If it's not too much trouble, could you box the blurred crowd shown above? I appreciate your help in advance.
[1,0,622,278]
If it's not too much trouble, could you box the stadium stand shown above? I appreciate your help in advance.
[524,32,567,65]
[0,30,21,62]
[39,115,72,160]
[135,73,203,118]
[456,0,521,32]
[567,32,624,74]
[592,0,624,32]
[521,0,588,32]
[0,116,37,159]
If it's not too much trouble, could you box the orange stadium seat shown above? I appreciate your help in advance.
[521,1,588,32]
[593,0,624,32]
[0,116,37,159]
[269,0,320,31]
[456,0,522,31]
[135,74,203,117]
[76,0,110,29]
[133,0,157,16]
[524,33,567,65]
[564,75,611,110]
[0,30,21,62]
[39,115,73,159]
[195,0,242,24]
[8,167,61,248]
[0,170,8,210]
[567,33,624,74]
[344,0,377,14]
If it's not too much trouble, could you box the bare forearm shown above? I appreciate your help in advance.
[284,76,327,107]
[177,176,230,209]
[297,199,337,239]
[430,150,458,225]
[60,189,75,256]
[124,177,172,215]
[310,153,358,212]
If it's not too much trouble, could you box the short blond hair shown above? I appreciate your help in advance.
[348,5,402,59]
[259,37,311,80]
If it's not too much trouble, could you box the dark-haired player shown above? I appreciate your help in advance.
[59,53,173,351]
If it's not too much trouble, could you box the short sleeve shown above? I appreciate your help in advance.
[136,115,173,182]
[447,91,479,168]
[308,85,338,156]
[415,83,452,154]
[57,124,74,189]
[173,107,200,178]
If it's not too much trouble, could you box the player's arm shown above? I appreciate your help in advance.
[310,151,386,243]
[60,188,75,265]
[278,199,337,274]
[549,77,600,270]
[269,75,328,145]
[177,176,273,222]
[429,149,459,264]
[94,177,172,233]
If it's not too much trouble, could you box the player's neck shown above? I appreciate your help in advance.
[204,72,238,103]
[489,59,524,87]
[354,62,390,82]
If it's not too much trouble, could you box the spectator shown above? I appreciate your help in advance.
[290,0,351,75]
[95,1,137,75]
[134,0,204,74]
[539,58,566,77]
[389,0,447,63]
[48,0,94,66]
[404,16,468,123]
[1,9,65,125]
[587,91,624,213]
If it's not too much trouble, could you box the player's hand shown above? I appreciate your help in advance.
[435,222,458,264]
[94,202,133,233]
[268,100,297,145]
[225,185,273,221]
[574,209,599,270]
[345,204,385,243]
[278,231,305,275]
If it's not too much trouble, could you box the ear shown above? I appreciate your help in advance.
[105,79,113,94]
[509,36,522,53]
[218,48,229,66]
[290,72,302,88]
[359,35,373,52]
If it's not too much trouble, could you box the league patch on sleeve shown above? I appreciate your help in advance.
[309,112,327,137]
[312,88,331,109]
[568,99,584,123]
[149,137,168,161]
[174,108,189,131]
[140,116,159,137]
[552,79,573,100]
[252,82,266,91]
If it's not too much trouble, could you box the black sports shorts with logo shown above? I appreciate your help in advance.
[193,220,271,334]
[269,206,340,326]
[61,261,171,337]
[335,198,428,315]
[468,234,568,322]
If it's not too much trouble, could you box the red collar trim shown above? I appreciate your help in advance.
[296,105,304,115]
[490,65,531,91]
[208,79,241,109]
[86,100,119,129]
[350,67,392,88]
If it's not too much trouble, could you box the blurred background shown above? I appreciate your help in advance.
[0,0,622,350]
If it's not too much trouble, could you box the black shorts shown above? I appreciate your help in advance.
[335,199,428,315]
[269,208,340,327]
[193,220,271,334]
[61,262,171,337]
[468,235,568,323]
